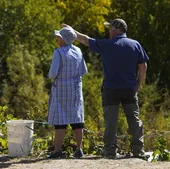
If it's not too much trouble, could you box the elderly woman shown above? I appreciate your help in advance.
[48,27,87,158]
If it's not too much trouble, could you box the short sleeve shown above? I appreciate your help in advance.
[137,44,149,64]
[89,38,104,54]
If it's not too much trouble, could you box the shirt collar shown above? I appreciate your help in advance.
[113,33,127,39]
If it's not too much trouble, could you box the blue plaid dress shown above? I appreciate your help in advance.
[48,45,87,125]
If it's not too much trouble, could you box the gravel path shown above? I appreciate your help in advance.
[1,155,170,169]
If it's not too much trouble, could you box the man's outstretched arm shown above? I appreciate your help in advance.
[74,30,89,46]
[62,24,90,46]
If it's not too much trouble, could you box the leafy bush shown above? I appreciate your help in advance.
[0,106,16,154]
[152,137,170,161]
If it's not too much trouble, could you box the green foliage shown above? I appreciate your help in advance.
[83,129,103,155]
[33,135,53,156]
[137,84,170,151]
[0,0,61,119]
[0,0,61,70]
[56,0,111,34]
[2,44,48,119]
[138,83,160,122]
[152,137,170,161]
[0,106,16,154]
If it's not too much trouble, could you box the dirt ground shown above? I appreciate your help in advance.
[1,155,170,169]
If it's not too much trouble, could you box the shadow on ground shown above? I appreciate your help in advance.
[0,155,104,168]
[0,155,46,168]
[0,153,152,168]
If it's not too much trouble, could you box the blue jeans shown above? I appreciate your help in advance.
[102,88,144,151]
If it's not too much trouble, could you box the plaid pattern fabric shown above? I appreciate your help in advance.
[48,45,87,125]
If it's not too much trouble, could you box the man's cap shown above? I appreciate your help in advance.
[54,27,77,45]
[104,18,127,32]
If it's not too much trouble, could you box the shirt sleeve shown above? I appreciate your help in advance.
[48,49,61,79]
[89,38,104,54]
[137,44,149,64]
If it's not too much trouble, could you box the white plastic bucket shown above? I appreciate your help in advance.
[7,120,34,157]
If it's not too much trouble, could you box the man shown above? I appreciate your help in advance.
[63,18,149,158]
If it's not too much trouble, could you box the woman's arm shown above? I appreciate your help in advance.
[48,50,61,79]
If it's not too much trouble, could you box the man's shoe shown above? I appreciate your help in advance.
[47,150,66,159]
[132,149,150,160]
[74,149,84,158]
[101,145,117,159]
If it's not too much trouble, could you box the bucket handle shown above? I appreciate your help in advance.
[25,125,34,131]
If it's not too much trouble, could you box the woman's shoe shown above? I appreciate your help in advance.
[47,151,66,159]
[74,149,84,158]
